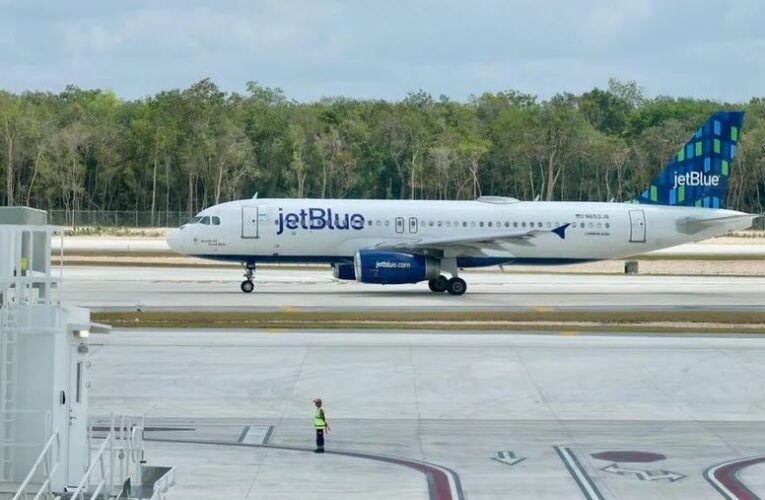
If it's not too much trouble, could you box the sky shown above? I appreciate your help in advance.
[0,0,763,102]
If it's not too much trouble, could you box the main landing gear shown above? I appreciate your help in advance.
[240,263,256,293]
[428,275,467,296]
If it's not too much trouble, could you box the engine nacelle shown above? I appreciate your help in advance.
[332,263,356,280]
[353,250,440,284]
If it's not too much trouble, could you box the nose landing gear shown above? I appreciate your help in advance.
[241,263,256,293]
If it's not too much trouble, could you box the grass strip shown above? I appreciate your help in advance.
[92,310,765,333]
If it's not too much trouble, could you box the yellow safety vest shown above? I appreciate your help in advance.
[314,408,326,430]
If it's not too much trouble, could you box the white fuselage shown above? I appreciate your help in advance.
[167,198,751,266]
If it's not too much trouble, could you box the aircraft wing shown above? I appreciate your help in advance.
[375,223,570,254]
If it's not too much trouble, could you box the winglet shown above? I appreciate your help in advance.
[552,223,570,240]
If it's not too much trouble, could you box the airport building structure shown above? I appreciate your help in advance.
[0,207,173,499]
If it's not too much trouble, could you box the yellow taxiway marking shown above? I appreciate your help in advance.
[279,306,301,313]
[560,331,579,336]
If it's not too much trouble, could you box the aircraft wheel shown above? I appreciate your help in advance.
[446,277,467,296]
[240,280,254,293]
[428,275,448,293]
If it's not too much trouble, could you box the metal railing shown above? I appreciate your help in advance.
[71,434,111,500]
[148,468,176,500]
[71,414,145,500]
[11,427,60,500]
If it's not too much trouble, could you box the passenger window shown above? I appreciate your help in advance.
[546,222,551,228]
[471,221,476,227]
[572,222,577,228]
[487,221,492,227]
[589,222,593,228]
[513,222,518,228]
[376,221,381,226]
[504,222,509,228]
[437,221,443,227]
[479,221,484,227]
[521,222,526,228]
[463,221,467,227]
[605,223,610,229]
[385,220,390,227]
[446,221,451,227]
[429,221,434,227]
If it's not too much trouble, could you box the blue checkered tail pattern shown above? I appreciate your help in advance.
[635,111,744,209]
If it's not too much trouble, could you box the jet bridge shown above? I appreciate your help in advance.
[0,207,173,500]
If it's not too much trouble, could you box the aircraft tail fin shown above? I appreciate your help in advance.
[635,111,744,209]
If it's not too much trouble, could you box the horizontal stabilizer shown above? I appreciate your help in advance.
[676,214,759,234]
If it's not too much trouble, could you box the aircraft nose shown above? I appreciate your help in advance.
[166,228,183,253]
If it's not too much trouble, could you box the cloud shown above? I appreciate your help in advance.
[0,0,762,102]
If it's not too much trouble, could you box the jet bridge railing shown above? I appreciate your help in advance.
[11,422,60,500]
[73,414,146,499]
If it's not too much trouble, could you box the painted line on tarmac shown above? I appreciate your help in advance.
[149,437,464,500]
[703,454,765,499]
[555,446,606,500]
[237,425,274,444]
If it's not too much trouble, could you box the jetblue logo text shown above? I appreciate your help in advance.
[277,208,365,235]
[375,261,412,269]
[673,172,720,189]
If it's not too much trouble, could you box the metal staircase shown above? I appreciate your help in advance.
[0,304,19,483]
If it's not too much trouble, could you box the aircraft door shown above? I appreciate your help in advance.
[242,206,268,239]
[408,217,418,234]
[395,217,405,234]
[629,210,646,243]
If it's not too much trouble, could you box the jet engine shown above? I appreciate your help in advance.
[353,250,440,284]
[332,262,356,280]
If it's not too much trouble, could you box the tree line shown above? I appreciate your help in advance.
[1,78,764,224]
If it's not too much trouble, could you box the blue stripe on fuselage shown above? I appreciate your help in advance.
[195,254,598,267]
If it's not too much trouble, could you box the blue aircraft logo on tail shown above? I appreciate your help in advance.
[636,111,744,209]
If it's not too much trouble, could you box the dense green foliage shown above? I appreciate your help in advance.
[1,78,764,220]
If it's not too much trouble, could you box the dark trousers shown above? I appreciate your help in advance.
[315,429,324,449]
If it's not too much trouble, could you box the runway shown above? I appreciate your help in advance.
[88,329,765,499]
[58,265,765,312]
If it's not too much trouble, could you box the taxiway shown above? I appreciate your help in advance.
[88,329,765,499]
[58,266,765,312]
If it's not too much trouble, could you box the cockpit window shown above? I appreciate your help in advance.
[185,215,220,225]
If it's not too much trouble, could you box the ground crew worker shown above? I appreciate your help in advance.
[313,398,330,453]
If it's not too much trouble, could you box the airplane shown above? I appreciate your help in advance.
[167,111,757,296]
